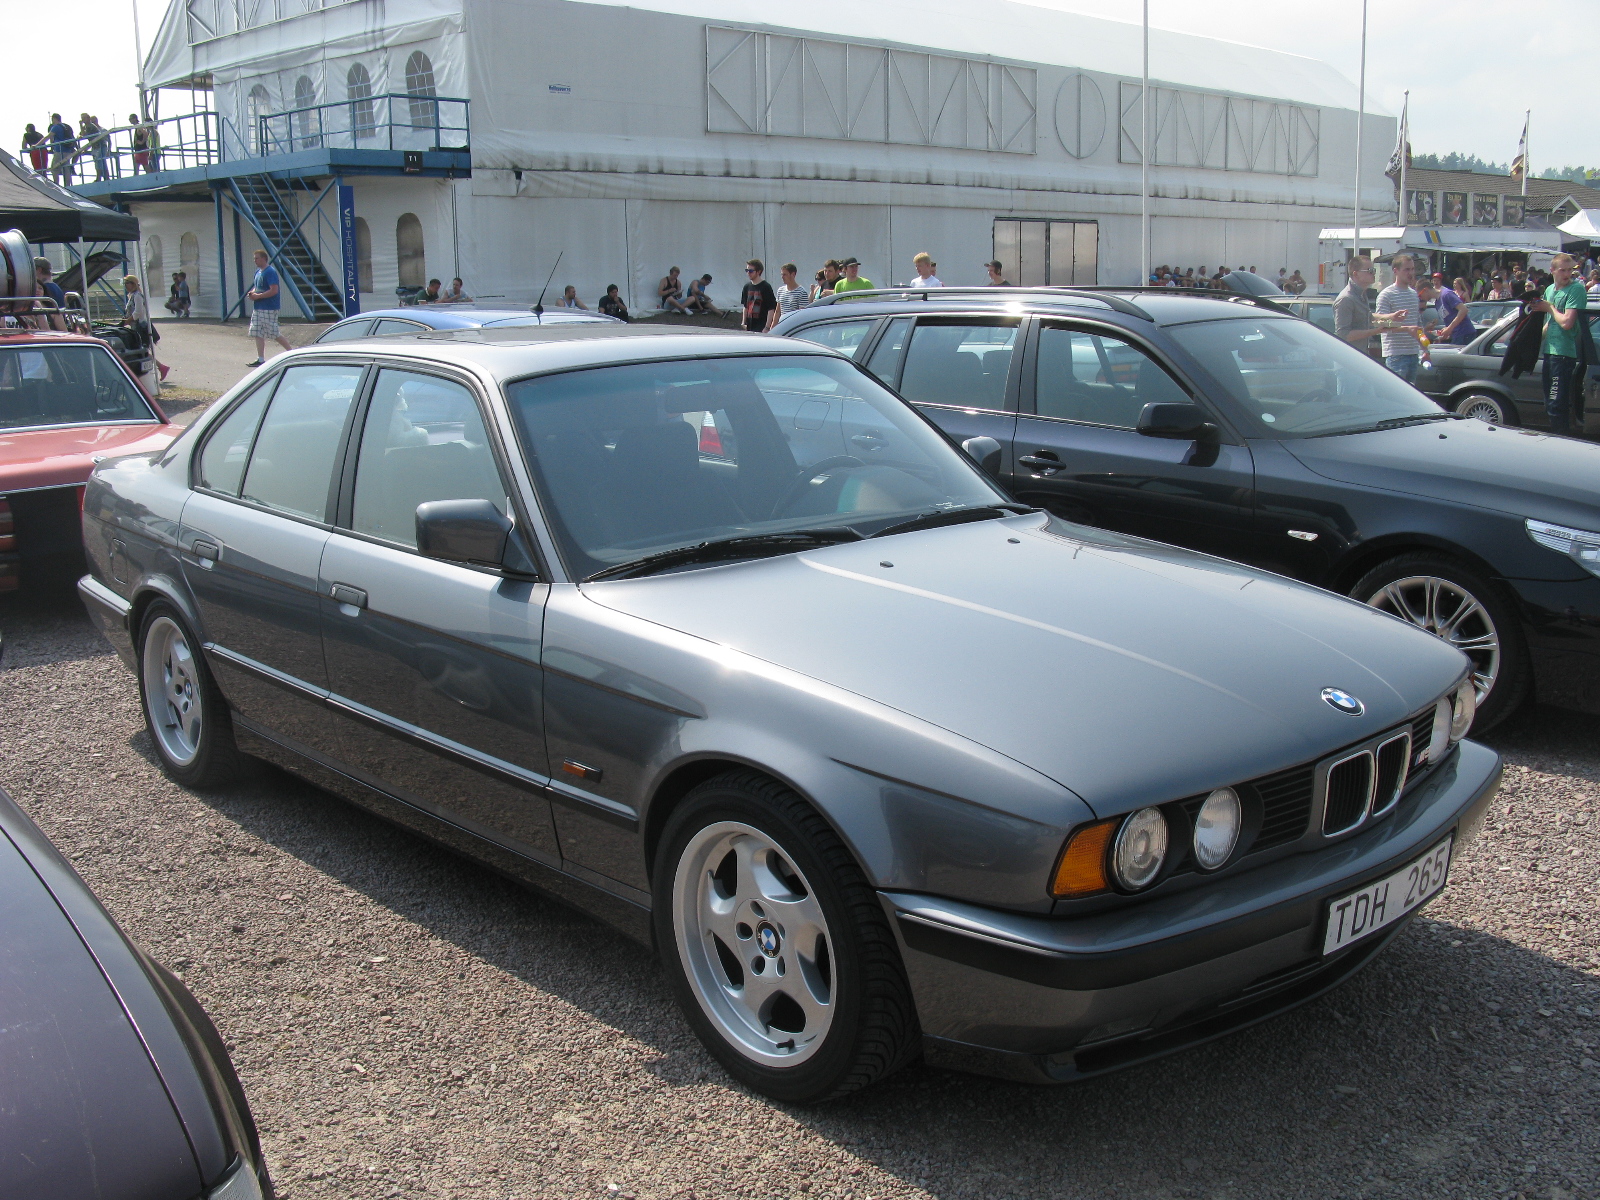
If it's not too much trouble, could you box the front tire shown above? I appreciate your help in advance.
[653,770,919,1102]
[137,602,243,788]
[1351,553,1530,733]
[1453,390,1519,426]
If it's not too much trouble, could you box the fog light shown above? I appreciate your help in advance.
[1193,787,1241,870]
[1450,681,1476,742]
[1112,807,1168,890]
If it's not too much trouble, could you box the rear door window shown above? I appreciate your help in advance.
[897,319,1019,411]
[238,364,364,521]
[372,318,428,336]
[318,319,375,343]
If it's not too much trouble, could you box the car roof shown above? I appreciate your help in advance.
[0,328,118,347]
[293,322,837,378]
[790,287,1290,328]
[329,307,614,330]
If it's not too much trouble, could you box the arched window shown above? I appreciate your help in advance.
[294,75,319,149]
[179,232,200,296]
[246,84,271,154]
[347,63,374,141]
[405,51,438,130]
[396,213,425,288]
[145,234,163,282]
[354,217,372,293]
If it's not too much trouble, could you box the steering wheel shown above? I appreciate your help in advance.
[773,455,867,517]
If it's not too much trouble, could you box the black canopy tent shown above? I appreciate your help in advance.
[0,148,138,241]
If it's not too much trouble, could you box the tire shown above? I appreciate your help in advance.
[136,602,244,788]
[1453,390,1519,426]
[652,770,920,1102]
[1351,553,1530,734]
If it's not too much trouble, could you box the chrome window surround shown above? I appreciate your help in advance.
[1315,728,1412,838]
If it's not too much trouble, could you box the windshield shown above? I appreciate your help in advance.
[1169,317,1443,438]
[505,354,1004,578]
[0,343,157,431]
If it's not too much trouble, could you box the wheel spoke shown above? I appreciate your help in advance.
[1451,631,1498,653]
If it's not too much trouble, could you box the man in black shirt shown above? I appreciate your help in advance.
[741,259,777,332]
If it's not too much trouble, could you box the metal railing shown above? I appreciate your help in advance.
[22,95,468,182]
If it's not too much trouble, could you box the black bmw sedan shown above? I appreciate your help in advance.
[776,287,1600,731]
[0,786,272,1198]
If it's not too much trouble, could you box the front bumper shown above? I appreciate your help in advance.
[1509,574,1600,715]
[883,738,1500,1083]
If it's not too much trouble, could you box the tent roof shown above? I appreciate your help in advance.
[0,150,140,243]
[1558,209,1600,239]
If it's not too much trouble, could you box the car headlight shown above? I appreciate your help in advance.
[1192,787,1241,870]
[1112,807,1168,890]
[1450,680,1476,741]
[1526,518,1600,579]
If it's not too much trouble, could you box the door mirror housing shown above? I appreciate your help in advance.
[1137,402,1219,444]
[416,499,513,567]
[961,435,1003,474]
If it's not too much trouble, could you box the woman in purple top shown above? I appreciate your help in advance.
[1436,276,1477,345]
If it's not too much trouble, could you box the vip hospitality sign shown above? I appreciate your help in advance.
[339,184,360,317]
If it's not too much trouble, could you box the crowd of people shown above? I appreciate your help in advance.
[20,113,161,186]
[1148,264,1311,294]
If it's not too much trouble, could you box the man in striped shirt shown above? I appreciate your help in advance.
[1375,253,1424,383]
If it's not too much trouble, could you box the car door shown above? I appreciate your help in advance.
[317,365,560,862]
[181,361,366,756]
[1454,318,1546,425]
[1011,320,1258,561]
[877,314,1021,465]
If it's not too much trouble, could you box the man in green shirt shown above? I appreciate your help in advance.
[1533,253,1588,436]
[833,257,875,292]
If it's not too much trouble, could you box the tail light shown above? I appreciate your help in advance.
[698,411,724,455]
[0,497,13,553]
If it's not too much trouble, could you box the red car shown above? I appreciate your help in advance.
[0,329,179,591]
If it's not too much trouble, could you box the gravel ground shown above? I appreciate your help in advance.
[2,582,1597,1200]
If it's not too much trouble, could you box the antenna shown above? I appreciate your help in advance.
[532,252,563,323]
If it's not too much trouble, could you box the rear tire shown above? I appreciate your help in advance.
[1351,553,1530,734]
[1453,390,1519,426]
[653,770,920,1102]
[136,602,243,788]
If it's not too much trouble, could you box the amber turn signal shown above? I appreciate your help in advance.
[1050,818,1119,897]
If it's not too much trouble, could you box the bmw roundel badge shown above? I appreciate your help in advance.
[1321,687,1365,716]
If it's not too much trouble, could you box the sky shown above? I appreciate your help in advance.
[2,0,1591,172]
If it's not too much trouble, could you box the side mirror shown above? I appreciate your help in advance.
[1137,402,1219,443]
[961,435,1003,474]
[416,498,513,566]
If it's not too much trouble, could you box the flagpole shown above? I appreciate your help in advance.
[131,0,148,120]
[1351,0,1367,272]
[1398,90,1408,225]
[1140,0,1150,285]
[1522,110,1529,198]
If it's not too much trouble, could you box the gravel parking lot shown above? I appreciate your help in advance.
[3,581,1597,1200]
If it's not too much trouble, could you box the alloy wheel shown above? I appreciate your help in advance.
[673,821,835,1067]
[1456,394,1507,425]
[142,615,204,766]
[1364,575,1500,703]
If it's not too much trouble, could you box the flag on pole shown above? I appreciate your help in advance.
[1386,94,1410,178]
[1510,113,1529,181]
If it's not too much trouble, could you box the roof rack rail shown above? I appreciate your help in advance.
[806,286,1153,321]
[1061,285,1292,313]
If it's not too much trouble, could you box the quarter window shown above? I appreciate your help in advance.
[898,321,1018,410]
[1034,326,1188,428]
[789,319,875,359]
[350,370,507,549]
[863,316,911,384]
[239,364,364,521]
[372,318,427,336]
[317,319,374,343]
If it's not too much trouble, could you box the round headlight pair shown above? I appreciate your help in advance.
[1110,789,1241,890]
[1449,681,1476,742]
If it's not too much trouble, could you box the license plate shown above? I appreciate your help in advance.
[1322,836,1453,956]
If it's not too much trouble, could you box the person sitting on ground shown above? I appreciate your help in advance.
[440,277,471,303]
[598,284,630,321]
[1286,269,1307,295]
[985,260,1009,286]
[657,266,690,312]
[775,263,807,317]
[910,252,942,287]
[683,274,720,316]
[165,271,191,318]
[556,284,588,310]
[833,257,874,292]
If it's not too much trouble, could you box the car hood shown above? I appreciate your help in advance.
[581,515,1467,815]
[0,423,179,493]
[1283,419,1600,527]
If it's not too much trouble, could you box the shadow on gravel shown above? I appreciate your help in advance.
[0,578,114,669]
[174,749,1600,1200]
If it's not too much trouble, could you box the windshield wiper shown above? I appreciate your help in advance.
[584,528,863,581]
[869,504,1038,540]
[1306,412,1454,438]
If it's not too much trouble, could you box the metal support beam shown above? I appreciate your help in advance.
[214,184,228,319]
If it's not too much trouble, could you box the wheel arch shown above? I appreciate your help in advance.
[1444,379,1519,407]
[128,573,206,651]
[1327,535,1511,599]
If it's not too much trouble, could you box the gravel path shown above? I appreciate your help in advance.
[2,583,1596,1200]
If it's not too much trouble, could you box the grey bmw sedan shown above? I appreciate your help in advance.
[78,323,1499,1101]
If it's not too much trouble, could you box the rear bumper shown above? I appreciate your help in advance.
[884,738,1501,1083]
[77,574,137,670]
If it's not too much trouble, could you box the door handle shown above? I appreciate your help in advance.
[329,583,367,610]
[191,539,220,560]
[1018,453,1064,473]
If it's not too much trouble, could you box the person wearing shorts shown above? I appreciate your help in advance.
[246,250,292,366]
